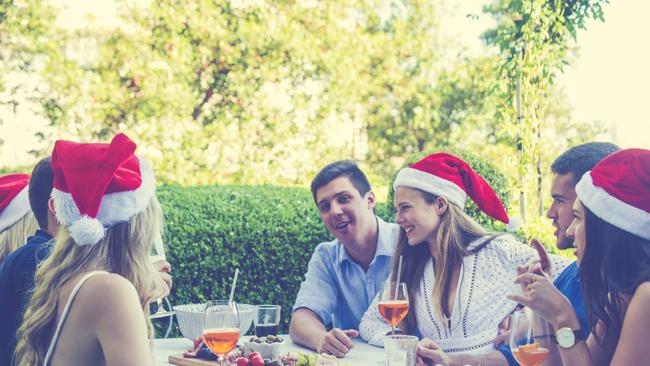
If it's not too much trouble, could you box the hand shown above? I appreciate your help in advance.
[416,338,450,366]
[153,259,173,294]
[494,315,511,348]
[517,239,552,277]
[507,273,575,328]
[494,330,510,348]
[514,239,552,292]
[316,328,359,358]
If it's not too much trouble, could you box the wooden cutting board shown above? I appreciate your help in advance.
[168,354,220,366]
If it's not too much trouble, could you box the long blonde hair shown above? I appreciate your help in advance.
[13,196,167,366]
[392,189,496,334]
[0,212,39,263]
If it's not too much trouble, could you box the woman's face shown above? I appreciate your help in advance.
[394,187,445,246]
[566,199,587,264]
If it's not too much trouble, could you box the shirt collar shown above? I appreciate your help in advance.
[29,229,53,241]
[36,229,53,239]
[337,216,393,265]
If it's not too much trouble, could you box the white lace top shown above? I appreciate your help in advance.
[359,235,571,354]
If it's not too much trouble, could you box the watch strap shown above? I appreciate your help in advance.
[552,328,586,346]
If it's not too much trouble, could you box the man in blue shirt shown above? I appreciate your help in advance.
[0,157,57,366]
[289,160,399,358]
[416,142,620,366]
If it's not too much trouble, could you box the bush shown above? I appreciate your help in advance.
[158,184,330,335]
[157,153,514,335]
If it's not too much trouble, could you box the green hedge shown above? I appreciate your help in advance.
[158,151,512,335]
[158,185,330,335]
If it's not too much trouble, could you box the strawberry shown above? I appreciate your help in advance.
[249,356,264,366]
[236,357,250,366]
[248,351,261,360]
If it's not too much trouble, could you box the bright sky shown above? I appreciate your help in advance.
[1,0,648,168]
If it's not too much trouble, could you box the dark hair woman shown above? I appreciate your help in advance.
[509,148,650,365]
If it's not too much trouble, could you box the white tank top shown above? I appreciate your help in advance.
[43,270,109,366]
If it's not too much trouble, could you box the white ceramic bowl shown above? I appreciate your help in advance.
[173,303,255,340]
[243,337,285,359]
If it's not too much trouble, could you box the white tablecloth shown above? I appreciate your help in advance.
[153,335,387,365]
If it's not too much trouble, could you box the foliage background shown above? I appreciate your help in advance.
[1,0,610,247]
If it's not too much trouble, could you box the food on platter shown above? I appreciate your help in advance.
[184,338,350,366]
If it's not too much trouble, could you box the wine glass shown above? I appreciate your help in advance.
[203,300,241,366]
[150,238,169,317]
[509,308,552,366]
[378,281,409,335]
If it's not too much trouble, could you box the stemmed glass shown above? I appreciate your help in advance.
[509,308,552,366]
[378,281,409,335]
[203,300,241,366]
[150,238,170,317]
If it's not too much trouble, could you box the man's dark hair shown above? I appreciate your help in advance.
[310,160,371,203]
[28,157,54,230]
[551,142,620,185]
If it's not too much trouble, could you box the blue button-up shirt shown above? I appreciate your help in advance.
[292,217,399,330]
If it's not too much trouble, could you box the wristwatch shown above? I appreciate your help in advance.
[553,327,586,348]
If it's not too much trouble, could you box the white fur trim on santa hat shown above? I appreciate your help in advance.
[0,186,31,232]
[0,186,30,233]
[394,167,467,208]
[576,172,650,240]
[52,156,156,245]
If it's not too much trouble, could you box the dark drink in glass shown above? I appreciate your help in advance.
[254,304,281,338]
[255,323,279,337]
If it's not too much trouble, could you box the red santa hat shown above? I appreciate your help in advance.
[394,153,519,230]
[51,133,155,246]
[0,173,31,233]
[575,148,650,240]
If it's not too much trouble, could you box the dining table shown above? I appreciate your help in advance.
[153,334,388,365]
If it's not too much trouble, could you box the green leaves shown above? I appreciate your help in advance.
[158,184,331,334]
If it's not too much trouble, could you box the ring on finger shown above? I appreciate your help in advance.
[527,283,533,291]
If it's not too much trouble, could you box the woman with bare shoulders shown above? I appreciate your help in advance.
[509,148,650,365]
[13,133,167,366]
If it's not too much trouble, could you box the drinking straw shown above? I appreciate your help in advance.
[394,256,403,300]
[228,268,239,304]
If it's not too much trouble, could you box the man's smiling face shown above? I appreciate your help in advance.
[315,176,375,246]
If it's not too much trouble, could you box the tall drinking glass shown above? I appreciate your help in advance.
[203,300,241,366]
[509,308,552,366]
[378,281,409,336]
[150,238,168,316]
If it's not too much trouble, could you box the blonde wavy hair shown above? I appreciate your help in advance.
[0,212,39,263]
[392,189,500,334]
[13,196,167,366]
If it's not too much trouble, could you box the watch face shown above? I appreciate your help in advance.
[557,328,576,348]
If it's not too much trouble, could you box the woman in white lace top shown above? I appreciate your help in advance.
[359,153,571,356]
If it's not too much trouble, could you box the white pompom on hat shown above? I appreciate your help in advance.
[51,133,155,246]
[0,173,31,233]
[576,148,650,240]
